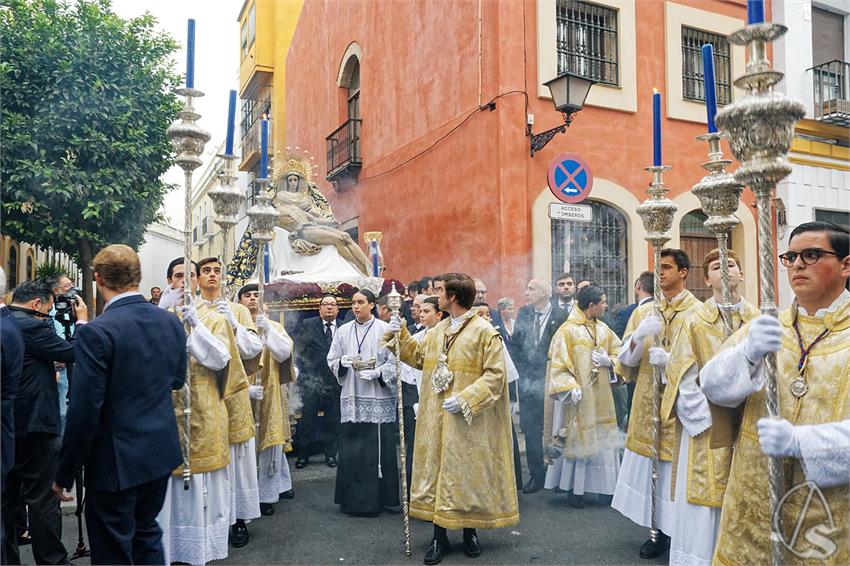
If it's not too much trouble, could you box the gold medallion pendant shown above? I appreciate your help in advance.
[432,353,454,394]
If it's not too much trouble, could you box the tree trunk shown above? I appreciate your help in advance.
[77,238,95,318]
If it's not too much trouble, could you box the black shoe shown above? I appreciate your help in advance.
[260,503,275,516]
[424,536,450,565]
[567,492,585,509]
[326,455,337,468]
[280,489,295,499]
[522,478,544,494]
[295,457,309,469]
[463,530,481,558]
[229,521,249,548]
[638,533,670,559]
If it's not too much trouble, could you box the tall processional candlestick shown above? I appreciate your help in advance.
[714,14,805,565]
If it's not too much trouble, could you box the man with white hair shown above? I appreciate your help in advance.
[511,278,568,493]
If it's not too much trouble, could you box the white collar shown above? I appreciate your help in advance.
[104,291,144,311]
[797,289,850,317]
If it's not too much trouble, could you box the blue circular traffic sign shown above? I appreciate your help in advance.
[547,153,593,204]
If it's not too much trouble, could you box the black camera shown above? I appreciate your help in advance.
[54,288,79,328]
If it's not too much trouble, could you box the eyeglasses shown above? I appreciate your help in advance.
[778,248,844,267]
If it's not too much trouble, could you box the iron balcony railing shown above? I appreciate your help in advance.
[326,118,362,181]
[810,59,849,127]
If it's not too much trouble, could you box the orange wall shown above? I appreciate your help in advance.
[286,0,754,301]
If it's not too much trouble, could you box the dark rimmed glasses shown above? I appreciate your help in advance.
[778,248,844,267]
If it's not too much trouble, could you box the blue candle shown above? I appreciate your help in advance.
[186,19,195,88]
[652,90,662,166]
[702,44,718,133]
[259,119,268,178]
[747,0,764,24]
[370,241,379,276]
[225,90,236,155]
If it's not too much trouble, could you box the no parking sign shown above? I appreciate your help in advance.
[547,153,593,204]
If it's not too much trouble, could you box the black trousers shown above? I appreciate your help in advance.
[519,394,545,482]
[1,433,67,565]
[296,393,340,459]
[84,474,170,565]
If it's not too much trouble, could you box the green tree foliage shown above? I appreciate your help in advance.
[1,0,182,304]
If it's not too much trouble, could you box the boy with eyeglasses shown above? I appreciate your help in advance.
[700,221,850,565]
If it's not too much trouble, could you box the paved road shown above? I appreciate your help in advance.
[22,457,668,565]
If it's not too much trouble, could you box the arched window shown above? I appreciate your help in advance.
[8,245,18,290]
[679,210,715,300]
[551,200,629,307]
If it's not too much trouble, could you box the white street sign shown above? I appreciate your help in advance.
[548,203,593,222]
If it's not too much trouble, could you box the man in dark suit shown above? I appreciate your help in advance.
[2,279,85,564]
[52,245,187,565]
[294,294,342,469]
[512,278,567,494]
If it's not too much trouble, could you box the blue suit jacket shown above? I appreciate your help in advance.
[56,294,187,491]
[1,306,24,481]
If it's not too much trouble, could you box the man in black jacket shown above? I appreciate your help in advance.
[52,245,187,565]
[293,294,342,469]
[2,279,86,564]
[512,278,567,494]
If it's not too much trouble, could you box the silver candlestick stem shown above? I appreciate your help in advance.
[167,86,211,490]
[208,153,243,299]
[386,283,411,557]
[246,178,278,309]
[691,132,744,337]
[715,20,805,566]
[635,164,677,544]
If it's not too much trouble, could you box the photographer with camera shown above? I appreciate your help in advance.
[49,274,78,434]
[1,279,87,564]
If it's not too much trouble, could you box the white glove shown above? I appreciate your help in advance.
[442,395,461,414]
[648,347,670,370]
[256,314,272,334]
[340,355,355,368]
[357,369,381,381]
[591,348,613,368]
[633,314,662,341]
[181,304,200,328]
[745,315,782,365]
[248,385,264,400]
[757,417,800,457]
[570,388,582,404]
[158,285,182,310]
[216,301,238,330]
[388,313,402,333]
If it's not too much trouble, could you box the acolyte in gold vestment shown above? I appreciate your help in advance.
[615,290,701,462]
[661,298,758,507]
[711,301,850,566]
[254,319,296,453]
[396,314,519,530]
[198,300,257,445]
[543,308,622,460]
[171,308,241,476]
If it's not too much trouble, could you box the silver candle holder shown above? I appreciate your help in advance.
[715,20,805,566]
[691,132,744,337]
[208,153,243,299]
[635,164,678,544]
[166,87,211,490]
[246,177,279,308]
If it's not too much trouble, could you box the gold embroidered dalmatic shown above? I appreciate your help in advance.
[171,308,242,476]
[543,308,622,459]
[254,319,296,453]
[710,301,850,566]
[661,298,758,507]
[396,316,519,530]
[198,300,256,445]
[615,290,701,461]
